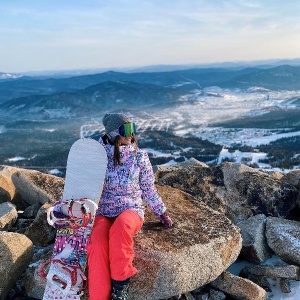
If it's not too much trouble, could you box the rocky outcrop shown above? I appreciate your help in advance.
[158,162,299,224]
[1,162,300,299]
[221,163,299,223]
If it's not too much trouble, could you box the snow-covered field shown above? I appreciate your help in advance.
[5,86,300,173]
[78,86,300,172]
[81,86,300,143]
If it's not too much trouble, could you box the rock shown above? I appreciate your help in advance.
[279,278,291,293]
[242,264,300,280]
[266,217,300,265]
[24,203,56,246]
[268,171,284,180]
[5,163,300,299]
[23,203,41,218]
[0,165,24,208]
[245,275,272,292]
[11,168,64,206]
[154,158,208,183]
[210,270,268,300]
[14,218,35,234]
[23,249,53,299]
[158,164,226,213]
[238,214,272,263]
[0,202,18,230]
[129,185,242,300]
[158,162,299,224]
[221,162,299,223]
[209,289,227,300]
[0,231,34,299]
[281,170,300,189]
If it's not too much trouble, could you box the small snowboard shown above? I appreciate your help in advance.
[40,138,107,299]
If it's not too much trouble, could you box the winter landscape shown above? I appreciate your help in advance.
[2,1,300,299]
[0,65,300,176]
[1,64,300,300]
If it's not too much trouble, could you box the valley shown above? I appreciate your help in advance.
[0,65,300,176]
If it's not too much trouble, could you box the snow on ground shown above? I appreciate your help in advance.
[191,127,300,148]
[6,156,26,162]
[145,148,174,157]
[217,148,268,165]
[79,87,300,139]
[49,168,63,175]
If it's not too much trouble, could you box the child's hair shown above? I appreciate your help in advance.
[102,134,138,166]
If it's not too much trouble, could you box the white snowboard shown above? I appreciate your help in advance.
[42,138,107,300]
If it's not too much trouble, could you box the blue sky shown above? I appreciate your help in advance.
[1,0,300,73]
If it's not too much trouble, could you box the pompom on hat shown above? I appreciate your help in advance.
[102,113,132,141]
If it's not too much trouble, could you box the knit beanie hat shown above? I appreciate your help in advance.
[102,113,132,141]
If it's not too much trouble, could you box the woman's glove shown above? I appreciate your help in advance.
[159,212,173,228]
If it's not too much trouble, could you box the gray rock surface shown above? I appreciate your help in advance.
[242,264,300,280]
[158,162,299,224]
[154,158,208,183]
[266,217,300,265]
[238,214,272,263]
[221,162,298,223]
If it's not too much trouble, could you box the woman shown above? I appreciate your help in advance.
[87,113,173,300]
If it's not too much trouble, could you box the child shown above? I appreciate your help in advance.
[87,113,173,300]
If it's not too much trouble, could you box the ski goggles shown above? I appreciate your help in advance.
[118,122,137,138]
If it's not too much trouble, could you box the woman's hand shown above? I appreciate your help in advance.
[159,212,173,228]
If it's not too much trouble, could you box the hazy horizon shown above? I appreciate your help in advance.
[1,0,300,73]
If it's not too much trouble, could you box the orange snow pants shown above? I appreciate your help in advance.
[87,210,143,300]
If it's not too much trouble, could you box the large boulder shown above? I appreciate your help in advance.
[158,164,226,213]
[158,162,299,224]
[24,185,242,300]
[266,217,300,265]
[221,163,299,223]
[0,231,33,299]
[238,214,272,263]
[129,185,242,300]
[11,168,64,206]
